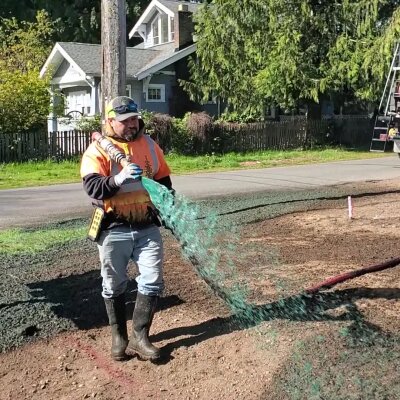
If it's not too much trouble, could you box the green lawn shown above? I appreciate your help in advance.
[0,148,389,190]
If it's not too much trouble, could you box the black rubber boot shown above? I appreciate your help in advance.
[127,292,160,361]
[104,294,128,361]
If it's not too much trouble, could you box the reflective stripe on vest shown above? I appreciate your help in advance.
[144,134,159,174]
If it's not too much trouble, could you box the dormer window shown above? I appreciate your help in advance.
[152,20,159,45]
[170,17,174,41]
[161,15,168,43]
[150,14,175,46]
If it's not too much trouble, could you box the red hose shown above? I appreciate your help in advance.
[305,257,400,294]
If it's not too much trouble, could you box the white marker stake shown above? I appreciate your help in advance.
[348,196,353,219]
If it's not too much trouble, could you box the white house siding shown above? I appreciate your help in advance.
[54,59,70,78]
[53,61,86,87]
[52,59,95,125]
[62,86,92,116]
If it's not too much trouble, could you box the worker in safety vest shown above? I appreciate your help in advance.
[80,96,173,362]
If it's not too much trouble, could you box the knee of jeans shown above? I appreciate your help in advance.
[102,279,128,298]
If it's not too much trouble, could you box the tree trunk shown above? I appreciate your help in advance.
[101,0,127,119]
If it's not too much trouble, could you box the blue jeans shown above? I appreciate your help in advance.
[97,225,164,298]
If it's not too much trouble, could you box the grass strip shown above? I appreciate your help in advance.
[0,225,87,255]
[0,149,389,189]
[0,159,81,189]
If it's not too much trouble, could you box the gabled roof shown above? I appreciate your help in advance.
[129,0,202,39]
[40,41,196,81]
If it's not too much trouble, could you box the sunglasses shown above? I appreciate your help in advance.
[112,101,138,114]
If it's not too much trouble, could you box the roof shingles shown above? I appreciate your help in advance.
[57,42,166,77]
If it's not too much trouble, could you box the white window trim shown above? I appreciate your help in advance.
[169,17,175,41]
[152,19,159,45]
[146,84,165,102]
[126,84,132,98]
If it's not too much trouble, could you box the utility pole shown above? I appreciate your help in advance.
[101,0,127,119]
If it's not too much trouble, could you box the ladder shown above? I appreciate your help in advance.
[370,115,393,152]
[370,43,400,152]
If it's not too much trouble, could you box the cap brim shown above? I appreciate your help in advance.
[114,112,141,121]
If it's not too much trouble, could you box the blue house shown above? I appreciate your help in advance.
[40,0,217,132]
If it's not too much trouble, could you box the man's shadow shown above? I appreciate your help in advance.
[23,270,183,331]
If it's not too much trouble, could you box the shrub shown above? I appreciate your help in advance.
[142,111,195,155]
[186,111,213,140]
[143,112,173,152]
[170,115,194,154]
[75,114,102,132]
[184,112,214,154]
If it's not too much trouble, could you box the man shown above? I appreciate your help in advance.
[80,96,173,362]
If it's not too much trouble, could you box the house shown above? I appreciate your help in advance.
[40,0,218,132]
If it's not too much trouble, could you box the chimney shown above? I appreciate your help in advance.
[175,4,194,51]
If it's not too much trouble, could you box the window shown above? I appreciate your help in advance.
[161,15,168,43]
[152,20,159,45]
[146,84,165,102]
[126,84,132,98]
[151,14,174,45]
[170,17,174,41]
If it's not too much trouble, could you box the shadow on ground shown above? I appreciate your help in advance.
[26,271,184,330]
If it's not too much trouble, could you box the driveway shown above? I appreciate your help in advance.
[1,155,400,229]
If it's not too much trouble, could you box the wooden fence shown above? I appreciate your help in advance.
[0,117,374,163]
[0,130,92,163]
[168,116,373,154]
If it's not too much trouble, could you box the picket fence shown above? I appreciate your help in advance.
[0,117,373,163]
[0,130,92,163]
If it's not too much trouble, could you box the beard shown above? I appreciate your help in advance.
[120,128,138,142]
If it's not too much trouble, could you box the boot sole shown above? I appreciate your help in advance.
[127,345,160,361]
[111,353,128,361]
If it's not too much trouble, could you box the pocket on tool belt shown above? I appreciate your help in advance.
[87,207,104,242]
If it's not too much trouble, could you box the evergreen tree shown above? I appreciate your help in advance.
[184,0,400,117]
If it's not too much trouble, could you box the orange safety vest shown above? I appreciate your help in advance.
[81,134,171,224]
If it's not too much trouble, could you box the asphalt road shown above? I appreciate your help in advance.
[1,155,400,229]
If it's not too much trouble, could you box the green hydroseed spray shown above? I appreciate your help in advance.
[142,177,251,315]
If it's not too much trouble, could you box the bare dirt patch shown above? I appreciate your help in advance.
[1,181,400,399]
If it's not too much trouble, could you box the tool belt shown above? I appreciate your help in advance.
[87,206,163,240]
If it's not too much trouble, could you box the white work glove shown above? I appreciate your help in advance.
[113,163,143,186]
